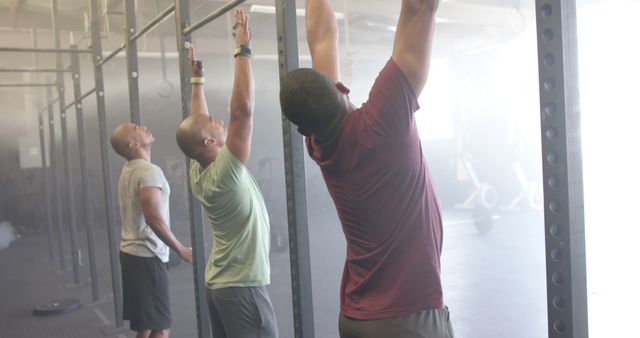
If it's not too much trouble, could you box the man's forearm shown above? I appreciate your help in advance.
[146,216,186,254]
[190,82,210,116]
[305,0,338,46]
[229,56,254,119]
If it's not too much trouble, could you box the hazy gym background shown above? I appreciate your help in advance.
[1,0,638,337]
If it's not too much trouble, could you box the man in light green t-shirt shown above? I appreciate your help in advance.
[175,8,277,338]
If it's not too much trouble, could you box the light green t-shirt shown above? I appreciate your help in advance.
[190,146,270,289]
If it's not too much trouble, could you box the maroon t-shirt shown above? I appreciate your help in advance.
[306,59,444,320]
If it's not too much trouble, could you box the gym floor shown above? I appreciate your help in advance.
[0,207,546,338]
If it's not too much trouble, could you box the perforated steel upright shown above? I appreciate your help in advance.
[535,1,588,337]
[275,1,315,337]
[50,0,82,286]
[124,0,141,124]
[174,0,212,336]
[89,0,124,327]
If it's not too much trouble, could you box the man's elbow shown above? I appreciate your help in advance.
[231,101,253,119]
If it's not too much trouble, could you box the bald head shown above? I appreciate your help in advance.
[111,122,154,160]
[176,115,217,160]
[111,123,136,159]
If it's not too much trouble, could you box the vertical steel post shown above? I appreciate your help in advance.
[174,0,212,336]
[89,0,124,327]
[37,112,55,260]
[275,0,315,337]
[51,0,82,285]
[32,28,55,260]
[535,1,588,337]
[124,0,141,124]
[70,45,101,302]
[47,85,66,271]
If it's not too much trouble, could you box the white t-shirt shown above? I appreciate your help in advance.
[117,159,171,262]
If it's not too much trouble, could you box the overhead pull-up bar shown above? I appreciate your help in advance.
[0,47,93,54]
[0,68,71,73]
[63,87,97,111]
[99,43,125,66]
[182,0,246,36]
[0,83,58,88]
[130,4,175,42]
[98,3,176,67]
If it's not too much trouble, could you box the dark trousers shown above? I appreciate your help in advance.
[339,307,455,338]
[207,286,278,338]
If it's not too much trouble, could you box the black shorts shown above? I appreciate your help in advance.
[120,251,171,331]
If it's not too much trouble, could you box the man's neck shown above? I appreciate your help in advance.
[315,110,348,142]
[128,148,151,162]
[197,152,217,170]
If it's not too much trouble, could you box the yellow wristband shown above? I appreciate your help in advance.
[190,77,205,84]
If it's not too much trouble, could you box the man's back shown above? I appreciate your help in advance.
[117,159,171,262]
[306,59,444,320]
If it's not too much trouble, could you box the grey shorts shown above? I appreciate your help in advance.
[339,307,455,338]
[207,286,278,338]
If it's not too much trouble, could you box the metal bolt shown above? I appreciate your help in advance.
[98,91,104,97]
[131,71,138,78]
[77,104,82,109]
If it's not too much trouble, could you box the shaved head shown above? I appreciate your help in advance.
[111,123,136,159]
[111,122,153,160]
[176,115,224,160]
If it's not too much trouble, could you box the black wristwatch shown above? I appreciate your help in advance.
[234,44,252,58]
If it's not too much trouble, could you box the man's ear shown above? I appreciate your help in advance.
[203,136,216,147]
[335,81,351,95]
[297,127,311,137]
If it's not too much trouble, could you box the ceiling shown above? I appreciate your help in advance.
[0,0,536,48]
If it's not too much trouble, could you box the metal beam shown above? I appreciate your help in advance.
[275,0,315,337]
[32,28,55,261]
[51,0,82,286]
[182,0,246,36]
[46,86,66,272]
[90,0,124,328]
[535,1,588,337]
[0,68,71,73]
[0,47,93,54]
[174,0,212,336]
[70,44,100,303]
[130,4,175,42]
[0,83,57,87]
[124,0,141,124]
[62,88,97,112]
[98,43,125,67]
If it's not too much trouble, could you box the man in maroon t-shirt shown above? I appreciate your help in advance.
[280,0,454,337]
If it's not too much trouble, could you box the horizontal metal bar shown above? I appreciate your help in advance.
[63,87,97,111]
[130,4,175,42]
[182,0,246,36]
[98,43,125,66]
[0,83,57,88]
[0,68,72,73]
[0,47,93,54]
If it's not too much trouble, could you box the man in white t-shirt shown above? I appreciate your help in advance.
[111,122,192,338]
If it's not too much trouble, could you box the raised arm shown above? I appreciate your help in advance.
[226,8,255,164]
[305,0,340,82]
[392,0,440,96]
[188,45,210,117]
[138,187,192,263]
